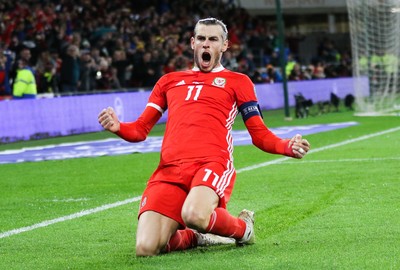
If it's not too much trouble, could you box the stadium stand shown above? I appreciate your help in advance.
[0,0,352,98]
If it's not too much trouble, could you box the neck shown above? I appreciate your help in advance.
[192,65,225,72]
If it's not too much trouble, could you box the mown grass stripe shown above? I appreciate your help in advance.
[1,126,399,239]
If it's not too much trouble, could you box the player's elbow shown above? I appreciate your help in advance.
[122,130,148,143]
[135,132,148,142]
[117,120,150,142]
[251,135,267,152]
[127,134,147,143]
[251,137,263,150]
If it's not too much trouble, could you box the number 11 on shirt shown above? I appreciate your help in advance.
[185,85,204,101]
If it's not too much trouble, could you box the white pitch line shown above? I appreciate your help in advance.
[270,157,400,164]
[0,197,141,239]
[1,126,399,239]
[48,198,90,203]
[237,126,400,173]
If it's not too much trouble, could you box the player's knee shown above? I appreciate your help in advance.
[181,207,209,231]
[135,239,161,257]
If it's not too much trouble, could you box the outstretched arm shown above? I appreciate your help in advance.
[98,105,162,142]
[244,115,310,159]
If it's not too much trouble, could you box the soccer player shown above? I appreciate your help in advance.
[98,18,310,256]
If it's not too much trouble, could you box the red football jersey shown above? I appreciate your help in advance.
[148,66,257,165]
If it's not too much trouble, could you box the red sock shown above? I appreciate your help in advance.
[165,229,197,252]
[206,208,246,239]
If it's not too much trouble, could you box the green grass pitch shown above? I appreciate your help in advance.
[0,107,399,269]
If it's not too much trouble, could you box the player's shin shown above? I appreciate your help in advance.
[164,229,197,252]
[205,208,246,239]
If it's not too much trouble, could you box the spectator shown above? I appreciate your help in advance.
[133,51,159,88]
[288,63,305,81]
[302,65,314,80]
[35,50,58,94]
[265,65,282,83]
[79,50,97,92]
[312,62,326,79]
[251,69,266,84]
[222,51,238,71]
[318,38,339,64]
[129,43,146,87]
[111,50,132,88]
[0,43,13,97]
[150,49,165,80]
[13,58,37,99]
[10,47,32,89]
[285,53,297,77]
[95,57,120,90]
[335,51,352,78]
[163,57,177,74]
[90,47,103,67]
[60,44,80,93]
[175,55,190,71]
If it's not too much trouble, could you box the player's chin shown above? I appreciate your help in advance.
[199,64,213,72]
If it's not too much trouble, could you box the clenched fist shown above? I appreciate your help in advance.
[98,107,120,133]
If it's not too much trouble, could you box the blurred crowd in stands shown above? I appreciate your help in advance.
[0,0,352,99]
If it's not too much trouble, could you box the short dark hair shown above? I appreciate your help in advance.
[18,58,29,66]
[195,18,228,40]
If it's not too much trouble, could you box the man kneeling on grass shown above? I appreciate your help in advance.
[98,17,310,256]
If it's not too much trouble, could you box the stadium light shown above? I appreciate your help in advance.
[390,7,400,13]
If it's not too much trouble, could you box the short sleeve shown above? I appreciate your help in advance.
[148,74,169,112]
[234,73,258,108]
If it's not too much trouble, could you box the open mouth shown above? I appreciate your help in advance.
[202,52,211,62]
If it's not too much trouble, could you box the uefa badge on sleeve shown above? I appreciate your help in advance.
[212,77,226,88]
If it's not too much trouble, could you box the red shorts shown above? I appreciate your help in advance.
[138,159,236,228]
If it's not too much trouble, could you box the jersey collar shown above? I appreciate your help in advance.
[192,65,225,72]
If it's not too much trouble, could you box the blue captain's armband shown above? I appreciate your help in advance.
[239,101,263,121]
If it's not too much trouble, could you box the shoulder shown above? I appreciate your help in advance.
[156,69,194,86]
[219,69,253,86]
[221,69,252,80]
[18,69,31,75]
[162,69,193,78]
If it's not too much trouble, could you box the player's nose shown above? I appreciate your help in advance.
[203,39,211,47]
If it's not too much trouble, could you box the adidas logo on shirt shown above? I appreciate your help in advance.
[176,80,186,86]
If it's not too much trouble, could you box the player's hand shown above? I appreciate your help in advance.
[98,107,120,133]
[288,134,310,159]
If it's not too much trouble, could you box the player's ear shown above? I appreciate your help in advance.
[190,37,195,50]
[221,39,229,52]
